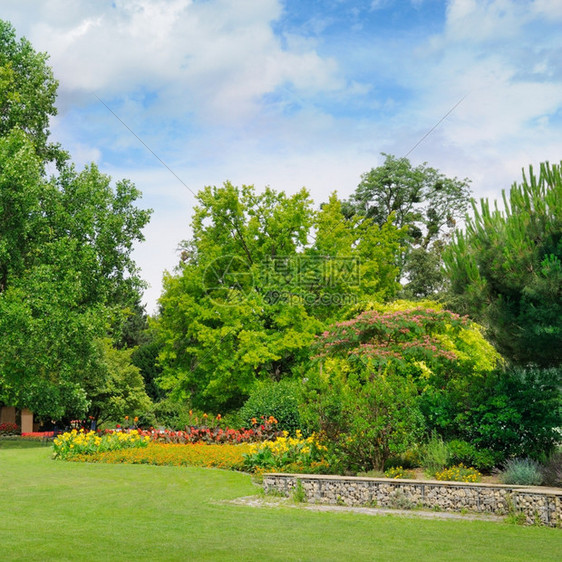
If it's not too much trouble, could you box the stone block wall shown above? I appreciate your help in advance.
[263,473,562,527]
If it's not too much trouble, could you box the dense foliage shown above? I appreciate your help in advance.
[156,183,403,411]
[445,161,562,367]
[0,21,151,421]
[0,20,60,164]
[239,380,302,434]
[345,154,471,297]
[302,301,501,470]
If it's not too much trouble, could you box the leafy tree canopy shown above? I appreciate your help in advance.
[345,154,472,298]
[350,154,471,247]
[444,161,562,367]
[0,21,152,420]
[314,300,501,390]
[156,182,404,412]
[0,20,62,164]
[85,340,152,426]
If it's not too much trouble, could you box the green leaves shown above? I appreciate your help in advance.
[156,182,405,411]
[0,21,152,421]
[445,161,562,366]
[347,153,472,298]
[0,20,59,163]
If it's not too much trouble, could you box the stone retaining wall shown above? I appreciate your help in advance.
[263,473,562,527]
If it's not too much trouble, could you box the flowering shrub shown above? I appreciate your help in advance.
[314,306,467,365]
[434,463,481,483]
[69,442,251,470]
[384,466,415,479]
[0,422,19,435]
[52,429,150,460]
[242,431,331,473]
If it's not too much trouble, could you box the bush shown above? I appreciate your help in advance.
[500,458,543,486]
[447,439,474,465]
[302,364,424,472]
[448,439,498,472]
[239,380,302,434]
[420,434,451,475]
[0,422,19,435]
[151,398,191,429]
[541,451,562,487]
[471,449,499,473]
[384,448,421,470]
[450,367,561,462]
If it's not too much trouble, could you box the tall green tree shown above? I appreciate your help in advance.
[0,20,62,165]
[0,21,152,421]
[346,154,471,298]
[156,183,403,412]
[444,161,562,367]
[84,340,152,425]
[157,183,320,411]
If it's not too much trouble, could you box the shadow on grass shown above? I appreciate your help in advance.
[0,438,48,449]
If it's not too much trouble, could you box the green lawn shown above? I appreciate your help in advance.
[0,441,560,561]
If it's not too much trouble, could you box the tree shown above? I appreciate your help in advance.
[346,154,471,298]
[157,183,320,411]
[312,192,403,317]
[156,183,403,412]
[84,340,152,426]
[313,300,500,394]
[306,300,503,468]
[0,21,152,421]
[444,161,562,367]
[453,366,561,461]
[0,20,62,165]
[0,154,151,420]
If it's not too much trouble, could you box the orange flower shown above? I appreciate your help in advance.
[125,416,129,420]
[251,418,257,425]
[216,414,222,420]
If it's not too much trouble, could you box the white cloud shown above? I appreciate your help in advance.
[532,0,562,20]
[444,0,530,43]
[400,0,562,193]
[13,0,345,125]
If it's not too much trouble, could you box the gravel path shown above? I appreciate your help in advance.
[227,495,505,523]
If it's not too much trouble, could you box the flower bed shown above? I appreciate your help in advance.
[53,429,150,460]
[139,426,279,445]
[51,426,333,474]
[0,422,19,435]
[435,463,482,483]
[242,431,332,474]
[68,442,251,470]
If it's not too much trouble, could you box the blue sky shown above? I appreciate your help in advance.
[3,0,562,312]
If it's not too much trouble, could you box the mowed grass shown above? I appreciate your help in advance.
[0,441,560,561]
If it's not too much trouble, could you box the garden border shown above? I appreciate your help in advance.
[263,473,562,527]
